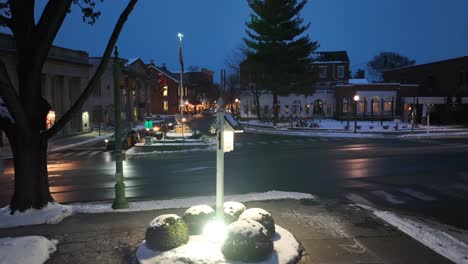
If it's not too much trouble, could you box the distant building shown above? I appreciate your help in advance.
[0,33,91,134]
[383,56,468,124]
[147,64,181,115]
[239,51,350,119]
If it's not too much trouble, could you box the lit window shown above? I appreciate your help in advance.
[284,105,289,114]
[337,66,345,78]
[319,66,327,79]
[342,98,349,113]
[163,86,168,96]
[163,101,168,112]
[384,101,392,112]
[306,104,310,114]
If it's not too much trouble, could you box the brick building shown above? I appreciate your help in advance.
[148,64,182,115]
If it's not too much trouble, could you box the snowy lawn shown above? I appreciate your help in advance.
[0,236,58,264]
[136,225,300,264]
[358,205,468,264]
[0,191,314,229]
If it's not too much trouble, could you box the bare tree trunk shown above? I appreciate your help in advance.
[9,132,53,213]
[273,92,278,126]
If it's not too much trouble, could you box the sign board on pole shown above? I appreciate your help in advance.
[223,130,234,152]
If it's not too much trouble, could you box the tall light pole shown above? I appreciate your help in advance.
[216,97,225,220]
[354,95,360,133]
[178,32,184,121]
[112,46,128,210]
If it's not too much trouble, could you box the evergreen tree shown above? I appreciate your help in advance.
[243,0,318,125]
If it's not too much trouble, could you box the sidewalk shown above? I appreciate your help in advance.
[0,199,450,263]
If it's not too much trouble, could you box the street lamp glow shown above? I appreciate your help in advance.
[234,98,239,103]
[182,117,187,123]
[203,220,227,242]
[354,95,360,101]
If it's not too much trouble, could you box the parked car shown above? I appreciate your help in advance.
[202,109,214,116]
[104,129,139,150]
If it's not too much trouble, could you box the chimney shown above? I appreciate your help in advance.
[162,63,167,70]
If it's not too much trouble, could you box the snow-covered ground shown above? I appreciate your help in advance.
[0,236,58,264]
[358,205,468,264]
[136,225,300,264]
[0,191,314,228]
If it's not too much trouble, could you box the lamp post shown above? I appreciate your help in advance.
[354,95,360,133]
[112,46,128,210]
[178,32,184,121]
[215,97,225,220]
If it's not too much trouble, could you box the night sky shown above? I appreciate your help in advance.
[3,0,468,81]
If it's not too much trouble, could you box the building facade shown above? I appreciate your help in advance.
[148,64,181,115]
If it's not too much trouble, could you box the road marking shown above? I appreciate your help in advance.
[88,151,101,156]
[307,138,316,142]
[235,143,243,147]
[173,166,214,173]
[48,153,61,158]
[425,184,468,199]
[398,188,437,201]
[272,141,281,144]
[259,141,268,144]
[320,138,329,142]
[246,142,254,145]
[76,150,91,156]
[346,193,376,207]
[60,152,75,157]
[371,190,406,204]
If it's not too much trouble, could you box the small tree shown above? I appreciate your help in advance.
[0,0,138,213]
[354,69,365,79]
[367,52,415,81]
[243,0,318,126]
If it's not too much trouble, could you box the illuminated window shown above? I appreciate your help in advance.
[163,86,168,96]
[372,100,380,113]
[163,101,168,112]
[292,100,301,114]
[384,101,392,112]
[284,105,289,114]
[306,104,310,114]
[342,98,349,113]
[357,101,365,113]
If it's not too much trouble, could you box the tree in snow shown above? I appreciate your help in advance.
[367,52,415,81]
[0,0,138,213]
[243,0,319,125]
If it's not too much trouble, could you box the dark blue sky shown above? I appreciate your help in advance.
[5,1,468,81]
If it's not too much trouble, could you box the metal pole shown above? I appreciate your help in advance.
[427,104,430,134]
[216,97,225,220]
[112,46,128,210]
[354,100,357,133]
[178,33,184,121]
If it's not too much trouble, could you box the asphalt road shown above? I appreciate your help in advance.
[1,116,468,230]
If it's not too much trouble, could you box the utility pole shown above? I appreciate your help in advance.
[178,33,184,121]
[216,96,225,220]
[112,46,128,210]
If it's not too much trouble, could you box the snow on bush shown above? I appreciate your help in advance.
[223,201,246,223]
[183,205,215,235]
[239,208,276,238]
[145,214,189,251]
[221,219,274,262]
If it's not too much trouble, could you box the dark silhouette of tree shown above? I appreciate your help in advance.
[354,69,365,79]
[243,0,318,125]
[367,52,415,81]
[0,0,138,213]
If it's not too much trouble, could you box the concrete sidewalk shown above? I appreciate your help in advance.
[0,199,450,263]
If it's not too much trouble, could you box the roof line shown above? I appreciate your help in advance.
[148,65,179,83]
[383,56,468,72]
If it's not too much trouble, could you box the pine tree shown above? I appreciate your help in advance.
[243,0,318,125]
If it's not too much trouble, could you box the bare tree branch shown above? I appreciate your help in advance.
[33,0,73,72]
[0,59,31,137]
[44,0,138,139]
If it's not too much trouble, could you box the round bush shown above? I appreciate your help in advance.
[183,205,215,235]
[145,214,189,252]
[239,208,275,238]
[221,219,273,262]
[223,201,246,224]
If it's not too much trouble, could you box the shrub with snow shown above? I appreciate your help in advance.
[182,205,215,235]
[221,219,273,262]
[223,201,246,224]
[239,208,275,238]
[145,214,189,251]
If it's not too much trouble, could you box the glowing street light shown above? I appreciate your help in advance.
[354,95,360,133]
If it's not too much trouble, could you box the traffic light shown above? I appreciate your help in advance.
[144,115,153,130]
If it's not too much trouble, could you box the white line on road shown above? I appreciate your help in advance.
[320,138,329,142]
[272,141,281,144]
[259,141,268,144]
[371,190,406,204]
[398,188,437,201]
[76,151,91,156]
[88,151,102,156]
[173,166,215,173]
[235,143,243,147]
[307,139,316,142]
[60,152,75,157]
[346,193,376,207]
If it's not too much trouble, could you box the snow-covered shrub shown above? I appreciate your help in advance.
[223,201,246,223]
[221,219,273,262]
[183,205,215,235]
[145,214,189,251]
[239,208,275,238]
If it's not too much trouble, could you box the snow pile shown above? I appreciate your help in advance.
[229,220,266,238]
[361,205,468,264]
[224,201,246,218]
[149,214,181,228]
[0,203,73,228]
[184,205,214,216]
[136,225,300,264]
[0,236,58,264]
[73,191,315,214]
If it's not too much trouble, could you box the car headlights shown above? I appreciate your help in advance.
[104,139,109,143]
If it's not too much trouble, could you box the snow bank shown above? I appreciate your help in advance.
[136,225,300,264]
[0,203,73,229]
[0,236,58,264]
[0,191,314,228]
[360,205,468,264]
